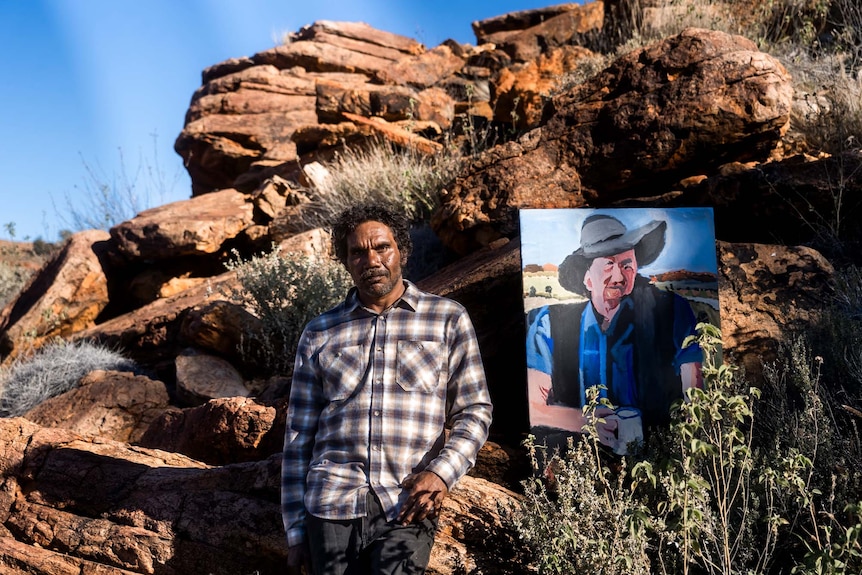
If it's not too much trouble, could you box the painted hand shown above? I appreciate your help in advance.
[592,406,620,448]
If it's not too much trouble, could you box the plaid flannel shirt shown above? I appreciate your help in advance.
[281,281,493,548]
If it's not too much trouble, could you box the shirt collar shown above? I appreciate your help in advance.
[344,280,419,315]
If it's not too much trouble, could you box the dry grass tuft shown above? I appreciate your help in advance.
[295,139,464,231]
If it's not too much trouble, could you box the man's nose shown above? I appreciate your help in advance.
[365,249,382,267]
[610,264,624,282]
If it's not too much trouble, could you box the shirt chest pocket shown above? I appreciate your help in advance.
[319,345,366,401]
[396,340,444,393]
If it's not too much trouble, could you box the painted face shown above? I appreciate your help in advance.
[345,220,406,311]
[583,248,638,321]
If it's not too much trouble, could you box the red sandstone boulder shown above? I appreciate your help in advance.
[492,44,595,128]
[432,28,794,254]
[174,348,250,406]
[474,2,604,62]
[110,188,255,260]
[717,241,835,379]
[139,396,282,465]
[179,300,266,368]
[23,370,171,444]
[0,230,111,364]
[174,21,433,196]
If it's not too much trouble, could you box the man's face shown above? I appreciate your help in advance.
[345,220,405,308]
[583,248,638,319]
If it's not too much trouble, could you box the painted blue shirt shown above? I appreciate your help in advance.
[526,289,701,411]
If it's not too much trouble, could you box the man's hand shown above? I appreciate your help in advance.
[287,542,310,575]
[397,471,448,525]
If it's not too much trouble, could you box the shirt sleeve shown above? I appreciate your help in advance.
[671,294,703,370]
[281,328,324,548]
[424,308,493,489]
[525,306,553,374]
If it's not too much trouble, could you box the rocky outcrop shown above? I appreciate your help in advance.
[0,417,283,575]
[0,417,523,575]
[432,28,794,254]
[70,228,331,370]
[1,4,860,574]
[172,10,624,197]
[175,21,437,196]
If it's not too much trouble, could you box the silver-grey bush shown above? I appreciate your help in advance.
[0,340,138,417]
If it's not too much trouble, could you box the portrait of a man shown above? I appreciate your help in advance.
[521,208,719,455]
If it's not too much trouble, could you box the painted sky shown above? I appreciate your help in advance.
[520,208,719,274]
[0,0,562,241]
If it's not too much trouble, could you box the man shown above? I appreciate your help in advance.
[526,213,702,454]
[282,204,493,574]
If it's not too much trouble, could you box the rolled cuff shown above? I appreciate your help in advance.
[286,525,306,549]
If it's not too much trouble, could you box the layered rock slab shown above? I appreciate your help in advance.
[0,418,523,575]
[22,370,170,444]
[0,230,111,364]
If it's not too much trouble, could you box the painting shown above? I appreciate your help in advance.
[520,208,720,455]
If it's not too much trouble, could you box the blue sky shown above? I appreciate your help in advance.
[520,208,719,274]
[0,0,560,241]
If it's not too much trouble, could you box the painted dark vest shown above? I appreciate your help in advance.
[546,277,684,426]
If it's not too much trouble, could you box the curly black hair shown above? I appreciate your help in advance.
[331,205,413,265]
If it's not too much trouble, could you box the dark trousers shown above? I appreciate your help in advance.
[307,491,437,575]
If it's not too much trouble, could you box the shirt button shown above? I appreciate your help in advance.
[373,410,381,417]
[376,346,382,352]
[372,445,380,451]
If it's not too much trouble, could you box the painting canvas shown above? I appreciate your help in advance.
[520,208,720,455]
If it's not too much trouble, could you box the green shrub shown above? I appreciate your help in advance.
[31,237,59,256]
[792,501,862,575]
[226,249,352,376]
[756,269,862,572]
[511,399,653,574]
[0,340,138,417]
[507,324,855,575]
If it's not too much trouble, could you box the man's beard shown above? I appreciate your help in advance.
[360,269,394,296]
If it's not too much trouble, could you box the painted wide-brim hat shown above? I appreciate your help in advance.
[558,214,667,296]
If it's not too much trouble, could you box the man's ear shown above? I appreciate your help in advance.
[584,274,592,292]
